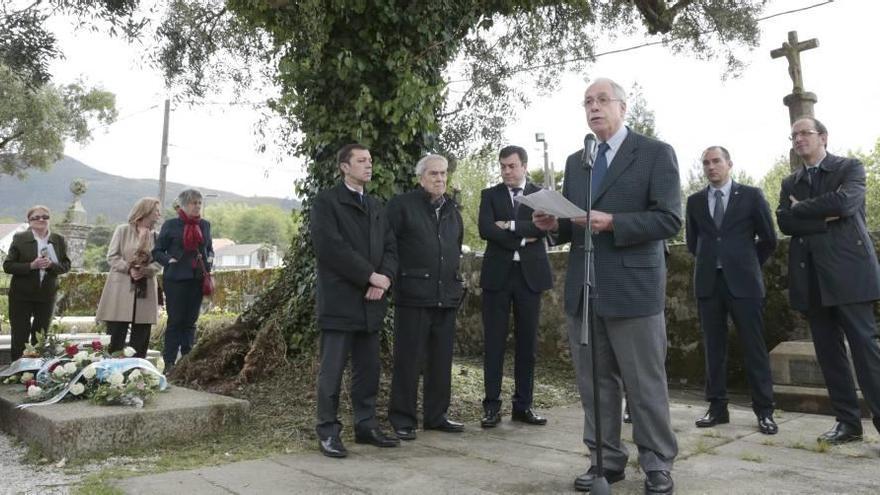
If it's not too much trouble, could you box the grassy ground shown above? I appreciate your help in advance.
[71,351,580,493]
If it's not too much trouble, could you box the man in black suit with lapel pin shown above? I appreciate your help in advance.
[478,145,554,428]
[310,143,400,458]
[777,117,880,445]
[686,146,778,435]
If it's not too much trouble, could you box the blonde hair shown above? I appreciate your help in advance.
[128,197,161,225]
[26,205,51,220]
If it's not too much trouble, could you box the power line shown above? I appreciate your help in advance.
[446,0,836,85]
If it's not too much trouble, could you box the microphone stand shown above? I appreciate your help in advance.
[580,145,611,495]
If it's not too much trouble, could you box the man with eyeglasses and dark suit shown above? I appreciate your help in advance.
[777,117,880,446]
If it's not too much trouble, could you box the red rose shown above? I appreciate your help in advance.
[65,344,78,357]
[92,340,103,351]
[49,363,59,372]
[25,379,36,388]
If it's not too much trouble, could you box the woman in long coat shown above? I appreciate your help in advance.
[95,197,162,358]
[2,205,71,361]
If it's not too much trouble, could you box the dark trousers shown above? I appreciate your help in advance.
[697,270,774,416]
[8,297,53,361]
[806,259,880,431]
[162,278,202,366]
[106,321,151,358]
[315,329,381,438]
[389,306,456,429]
[481,262,541,413]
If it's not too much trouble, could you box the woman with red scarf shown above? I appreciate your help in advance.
[152,189,214,369]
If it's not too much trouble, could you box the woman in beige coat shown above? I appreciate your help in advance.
[95,197,162,358]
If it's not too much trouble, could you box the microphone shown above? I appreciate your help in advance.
[582,133,597,169]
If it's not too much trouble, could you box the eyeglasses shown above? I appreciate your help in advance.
[789,130,819,141]
[28,215,50,221]
[583,96,622,107]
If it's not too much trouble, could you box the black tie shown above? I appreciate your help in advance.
[808,167,820,197]
[713,189,724,229]
[511,187,523,216]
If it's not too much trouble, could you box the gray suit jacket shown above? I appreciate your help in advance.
[557,128,682,317]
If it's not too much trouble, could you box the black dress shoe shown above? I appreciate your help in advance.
[757,415,778,435]
[355,428,400,448]
[481,411,502,428]
[574,466,625,492]
[425,418,464,433]
[695,408,729,428]
[817,421,863,445]
[511,408,547,425]
[645,470,673,494]
[394,426,417,441]
[623,402,632,424]
[319,436,347,458]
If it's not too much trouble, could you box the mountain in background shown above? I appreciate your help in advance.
[0,156,299,222]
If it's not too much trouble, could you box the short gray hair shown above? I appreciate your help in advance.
[177,189,203,207]
[415,154,448,177]
[591,77,627,104]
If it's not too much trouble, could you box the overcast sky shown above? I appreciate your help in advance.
[55,0,877,200]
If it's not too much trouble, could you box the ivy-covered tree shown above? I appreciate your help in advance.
[155,0,768,385]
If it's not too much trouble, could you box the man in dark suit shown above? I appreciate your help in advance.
[777,117,880,445]
[387,154,465,441]
[478,145,554,428]
[311,143,399,458]
[686,146,778,435]
[534,78,680,494]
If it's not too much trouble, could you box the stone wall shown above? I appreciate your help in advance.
[457,237,820,388]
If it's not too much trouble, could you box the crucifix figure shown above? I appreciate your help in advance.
[771,31,818,95]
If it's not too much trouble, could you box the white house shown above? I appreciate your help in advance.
[213,243,282,270]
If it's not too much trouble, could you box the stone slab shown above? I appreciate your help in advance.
[774,384,870,418]
[0,384,249,461]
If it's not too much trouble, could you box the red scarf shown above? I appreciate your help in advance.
[178,209,204,257]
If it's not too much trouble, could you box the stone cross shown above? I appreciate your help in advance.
[771,31,820,171]
[771,30,818,95]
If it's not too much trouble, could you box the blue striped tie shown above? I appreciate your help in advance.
[591,142,610,200]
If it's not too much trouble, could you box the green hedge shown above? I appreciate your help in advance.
[55,268,280,316]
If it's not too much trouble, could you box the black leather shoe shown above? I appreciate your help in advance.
[623,402,632,424]
[481,410,502,428]
[512,408,547,425]
[695,407,729,428]
[425,418,464,433]
[394,426,417,441]
[644,470,673,494]
[817,422,863,445]
[355,428,400,448]
[757,415,778,435]
[319,436,347,458]
[574,466,625,492]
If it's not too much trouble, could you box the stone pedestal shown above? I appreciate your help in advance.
[783,91,818,171]
[769,340,870,417]
[55,180,92,271]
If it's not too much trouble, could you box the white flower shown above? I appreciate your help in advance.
[54,345,64,355]
[128,369,142,381]
[70,382,85,396]
[20,372,34,383]
[82,365,96,380]
[100,335,111,346]
[108,372,124,386]
[123,347,136,357]
[53,366,68,378]
[63,362,78,374]
[73,351,89,363]
[27,385,43,398]
[156,357,165,373]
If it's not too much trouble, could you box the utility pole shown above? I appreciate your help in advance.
[158,98,171,209]
[535,133,553,190]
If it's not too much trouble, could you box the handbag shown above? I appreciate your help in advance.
[197,254,215,296]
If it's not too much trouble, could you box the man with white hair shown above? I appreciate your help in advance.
[534,78,681,494]
[386,154,466,440]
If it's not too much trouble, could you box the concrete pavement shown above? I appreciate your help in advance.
[115,394,880,494]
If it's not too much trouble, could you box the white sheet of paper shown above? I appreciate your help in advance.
[45,244,59,264]
[514,189,586,219]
